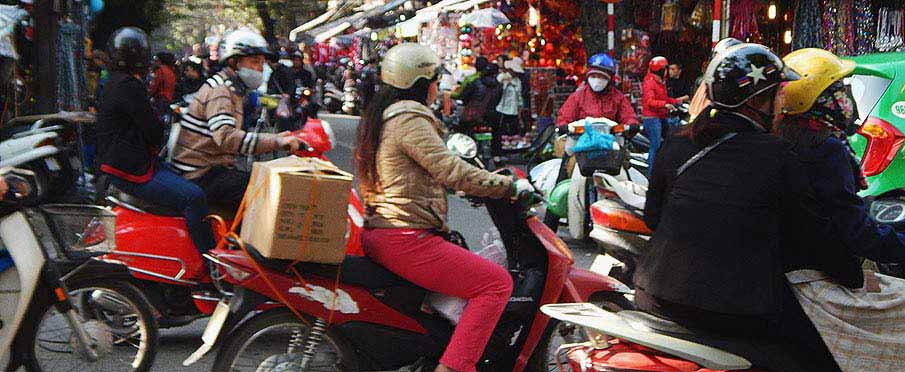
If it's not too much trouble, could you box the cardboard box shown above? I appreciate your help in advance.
[240,156,352,263]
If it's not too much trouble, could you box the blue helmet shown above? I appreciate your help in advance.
[588,53,616,75]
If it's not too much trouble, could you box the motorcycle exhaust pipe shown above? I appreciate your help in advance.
[89,290,133,314]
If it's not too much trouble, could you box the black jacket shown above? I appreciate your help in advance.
[96,72,163,182]
[638,112,861,317]
[267,64,296,95]
[793,137,905,265]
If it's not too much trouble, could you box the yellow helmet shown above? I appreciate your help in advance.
[781,48,856,115]
[380,43,442,90]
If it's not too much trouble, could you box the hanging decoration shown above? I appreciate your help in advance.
[687,0,712,30]
[792,0,821,50]
[821,0,855,56]
[729,0,761,42]
[875,7,904,53]
[852,0,875,55]
[660,0,681,32]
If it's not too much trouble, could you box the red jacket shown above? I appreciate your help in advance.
[556,84,639,127]
[641,73,677,119]
[148,65,176,103]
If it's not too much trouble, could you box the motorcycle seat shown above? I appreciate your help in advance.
[243,242,417,290]
[618,310,693,335]
[108,186,236,220]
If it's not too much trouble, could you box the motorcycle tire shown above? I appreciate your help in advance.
[13,279,158,372]
[527,292,633,372]
[212,308,361,372]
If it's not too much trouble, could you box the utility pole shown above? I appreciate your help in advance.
[33,0,59,113]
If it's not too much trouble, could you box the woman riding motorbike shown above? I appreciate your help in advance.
[638,43,843,371]
[777,48,905,371]
[356,43,531,372]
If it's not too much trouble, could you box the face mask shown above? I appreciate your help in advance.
[497,72,511,83]
[237,67,264,90]
[587,77,608,92]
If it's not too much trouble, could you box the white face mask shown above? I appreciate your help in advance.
[587,77,609,92]
[237,67,264,90]
[497,72,512,83]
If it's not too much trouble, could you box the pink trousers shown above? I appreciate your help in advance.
[362,228,514,372]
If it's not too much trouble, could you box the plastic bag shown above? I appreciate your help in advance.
[275,96,292,119]
[572,126,617,155]
[428,231,507,324]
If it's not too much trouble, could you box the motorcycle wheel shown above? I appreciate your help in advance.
[212,308,360,372]
[14,279,158,372]
[528,293,633,372]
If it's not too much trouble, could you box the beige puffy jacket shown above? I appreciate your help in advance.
[361,100,514,229]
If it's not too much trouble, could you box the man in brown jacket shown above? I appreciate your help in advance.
[170,29,302,211]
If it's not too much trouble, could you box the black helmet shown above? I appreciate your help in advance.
[109,27,150,73]
[705,43,800,108]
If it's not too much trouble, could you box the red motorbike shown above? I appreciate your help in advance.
[101,118,365,327]
[189,133,635,372]
[540,303,770,372]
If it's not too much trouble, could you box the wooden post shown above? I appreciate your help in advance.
[33,0,59,113]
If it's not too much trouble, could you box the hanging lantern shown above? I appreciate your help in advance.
[784,30,792,44]
[767,2,777,20]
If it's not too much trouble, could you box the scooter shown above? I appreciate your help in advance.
[588,168,651,287]
[1,112,93,204]
[540,303,768,372]
[191,133,634,372]
[102,118,365,328]
[1,169,159,372]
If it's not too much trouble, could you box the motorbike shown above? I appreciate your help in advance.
[1,112,94,204]
[322,81,345,114]
[101,117,365,328]
[190,133,634,371]
[588,168,651,287]
[1,169,159,372]
[540,303,767,372]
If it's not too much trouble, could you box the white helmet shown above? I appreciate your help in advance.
[381,43,443,90]
[218,28,270,63]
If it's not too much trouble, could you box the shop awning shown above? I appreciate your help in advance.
[445,0,493,12]
[289,8,339,42]
[305,0,412,43]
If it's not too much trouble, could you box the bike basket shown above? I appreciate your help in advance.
[575,149,624,177]
[39,204,117,259]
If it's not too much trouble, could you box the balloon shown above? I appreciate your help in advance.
[90,0,104,14]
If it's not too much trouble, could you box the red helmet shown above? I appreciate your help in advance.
[649,56,668,72]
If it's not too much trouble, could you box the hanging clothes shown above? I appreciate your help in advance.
[852,0,876,55]
[821,0,855,56]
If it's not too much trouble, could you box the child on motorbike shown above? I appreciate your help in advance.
[96,27,216,253]
[356,43,532,372]
[776,48,905,371]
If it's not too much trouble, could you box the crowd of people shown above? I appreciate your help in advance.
[86,18,905,371]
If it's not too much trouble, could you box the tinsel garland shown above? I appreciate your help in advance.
[793,0,822,50]
[821,0,855,56]
[728,0,760,41]
[853,0,876,55]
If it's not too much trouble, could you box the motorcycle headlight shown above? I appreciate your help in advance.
[869,198,905,224]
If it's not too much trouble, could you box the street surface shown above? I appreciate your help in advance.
[87,114,600,371]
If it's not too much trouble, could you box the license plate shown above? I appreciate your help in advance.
[45,158,61,172]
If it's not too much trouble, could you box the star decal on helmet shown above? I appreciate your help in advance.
[747,65,766,85]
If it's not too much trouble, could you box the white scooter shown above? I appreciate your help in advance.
[0,169,159,372]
